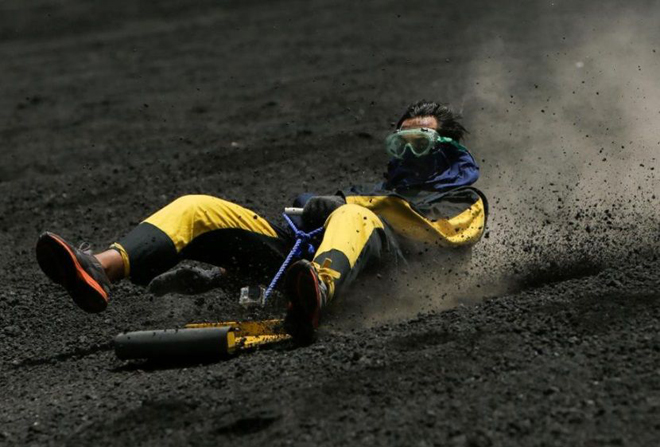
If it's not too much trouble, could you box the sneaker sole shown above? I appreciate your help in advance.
[36,232,108,313]
[284,261,320,340]
[287,261,319,316]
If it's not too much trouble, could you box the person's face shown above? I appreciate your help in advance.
[399,115,438,131]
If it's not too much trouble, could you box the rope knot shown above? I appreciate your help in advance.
[260,213,325,305]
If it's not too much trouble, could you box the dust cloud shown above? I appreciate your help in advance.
[333,4,660,330]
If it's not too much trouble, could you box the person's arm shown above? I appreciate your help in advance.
[341,186,487,247]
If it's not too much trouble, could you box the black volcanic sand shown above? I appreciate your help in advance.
[1,1,659,445]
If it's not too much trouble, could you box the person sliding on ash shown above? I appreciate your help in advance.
[36,100,488,341]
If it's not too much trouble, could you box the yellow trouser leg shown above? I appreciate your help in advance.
[143,194,278,252]
[113,195,284,285]
[313,204,385,299]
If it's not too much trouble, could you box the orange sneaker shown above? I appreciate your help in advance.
[283,260,329,342]
[36,232,111,313]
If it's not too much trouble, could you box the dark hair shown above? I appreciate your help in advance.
[396,100,468,142]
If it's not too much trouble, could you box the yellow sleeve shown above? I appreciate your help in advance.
[345,195,486,247]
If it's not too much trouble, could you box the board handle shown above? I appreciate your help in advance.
[284,207,303,215]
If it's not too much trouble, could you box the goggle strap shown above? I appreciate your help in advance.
[437,136,469,152]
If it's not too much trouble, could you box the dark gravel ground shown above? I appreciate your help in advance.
[1,0,659,445]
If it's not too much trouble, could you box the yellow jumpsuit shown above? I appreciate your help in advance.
[111,186,487,302]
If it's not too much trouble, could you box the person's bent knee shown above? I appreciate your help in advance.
[326,203,381,226]
[165,194,226,217]
[169,194,217,210]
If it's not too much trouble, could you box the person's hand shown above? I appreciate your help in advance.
[302,195,346,228]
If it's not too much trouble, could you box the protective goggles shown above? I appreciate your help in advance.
[384,128,459,159]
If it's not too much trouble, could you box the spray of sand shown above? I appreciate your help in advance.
[332,5,660,330]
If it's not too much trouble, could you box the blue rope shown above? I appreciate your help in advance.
[262,214,324,304]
